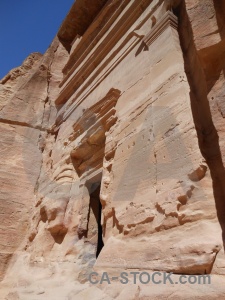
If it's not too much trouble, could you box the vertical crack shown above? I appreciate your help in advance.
[41,42,59,129]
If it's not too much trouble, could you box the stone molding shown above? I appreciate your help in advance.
[55,0,153,107]
[143,11,178,47]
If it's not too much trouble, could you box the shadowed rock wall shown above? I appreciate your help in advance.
[0,0,225,299]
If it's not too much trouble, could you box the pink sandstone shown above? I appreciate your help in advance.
[0,0,225,299]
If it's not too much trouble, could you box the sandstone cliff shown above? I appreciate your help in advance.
[0,0,225,299]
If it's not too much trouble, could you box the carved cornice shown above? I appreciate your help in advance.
[54,7,179,131]
[143,11,178,47]
[57,32,142,124]
[61,0,128,77]
[55,0,153,107]
[57,0,108,51]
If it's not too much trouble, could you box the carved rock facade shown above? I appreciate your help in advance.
[0,0,225,299]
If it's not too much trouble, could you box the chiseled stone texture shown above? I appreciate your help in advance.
[0,0,225,299]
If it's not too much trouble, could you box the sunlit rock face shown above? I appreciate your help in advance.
[0,0,225,299]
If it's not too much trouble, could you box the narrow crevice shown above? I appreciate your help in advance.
[96,199,104,258]
[0,117,45,131]
[86,183,104,258]
[174,1,225,248]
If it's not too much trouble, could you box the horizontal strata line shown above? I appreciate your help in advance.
[0,118,46,132]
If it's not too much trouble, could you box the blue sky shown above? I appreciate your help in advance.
[0,0,74,79]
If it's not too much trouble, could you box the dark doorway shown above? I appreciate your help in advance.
[87,183,104,258]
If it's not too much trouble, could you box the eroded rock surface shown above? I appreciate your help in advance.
[0,0,225,299]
